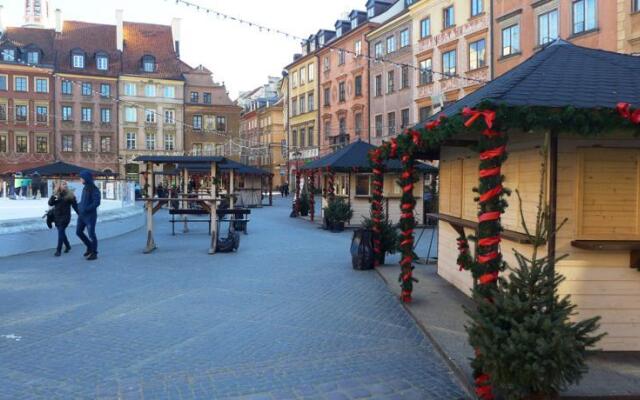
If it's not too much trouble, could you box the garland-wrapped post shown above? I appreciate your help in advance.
[308,170,316,222]
[455,106,508,400]
[370,148,385,266]
[326,166,335,201]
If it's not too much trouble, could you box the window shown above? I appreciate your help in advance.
[35,78,48,93]
[100,136,112,153]
[573,0,597,34]
[308,63,315,81]
[300,128,306,147]
[192,143,203,155]
[375,75,382,97]
[291,99,297,116]
[164,109,175,124]
[216,116,226,131]
[203,92,212,104]
[81,107,92,122]
[164,86,175,98]
[635,0,640,12]
[0,104,6,120]
[323,121,331,138]
[164,133,175,151]
[323,56,330,71]
[299,95,306,113]
[145,109,156,123]
[338,82,346,102]
[2,49,15,61]
[420,18,431,38]
[36,106,48,123]
[442,50,457,77]
[401,66,409,89]
[125,107,137,122]
[300,67,306,84]
[401,108,410,129]
[308,93,314,111]
[193,115,202,130]
[16,136,28,153]
[538,9,559,45]
[82,82,92,96]
[308,126,314,146]
[354,40,362,56]
[338,50,346,65]
[124,82,136,96]
[355,75,362,97]
[351,17,359,30]
[419,106,432,122]
[502,24,520,56]
[62,106,72,121]
[145,84,156,97]
[0,75,6,90]
[101,108,111,123]
[375,115,383,137]
[145,133,155,150]
[324,87,330,106]
[72,53,85,68]
[355,174,372,196]
[355,113,362,136]
[469,39,486,70]
[0,135,6,152]
[15,105,27,122]
[96,55,108,71]
[400,29,410,48]
[339,117,347,135]
[292,71,298,87]
[368,7,375,18]
[387,70,395,93]
[126,132,136,150]
[387,36,396,53]
[388,112,396,136]
[292,128,298,147]
[471,0,483,16]
[81,136,93,152]
[15,77,27,92]
[62,135,73,152]
[61,80,72,95]
[142,55,155,72]
[190,91,199,103]
[100,83,110,97]
[205,115,215,130]
[375,42,384,59]
[36,136,48,153]
[443,6,455,29]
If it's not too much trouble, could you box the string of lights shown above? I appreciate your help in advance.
[164,0,489,84]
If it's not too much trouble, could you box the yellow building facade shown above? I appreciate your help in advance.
[256,100,286,189]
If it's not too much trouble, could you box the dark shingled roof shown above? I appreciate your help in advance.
[1,27,56,67]
[20,161,103,177]
[300,140,437,173]
[420,40,640,126]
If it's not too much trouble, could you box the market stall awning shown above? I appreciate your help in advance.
[300,140,437,173]
[417,39,640,127]
[20,161,103,177]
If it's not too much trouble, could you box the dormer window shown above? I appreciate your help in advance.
[96,53,108,71]
[336,27,342,37]
[367,7,375,18]
[27,51,39,65]
[2,49,15,62]
[71,50,85,69]
[142,55,156,72]
[319,36,325,46]
[351,18,358,29]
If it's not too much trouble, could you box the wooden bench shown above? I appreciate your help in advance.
[169,208,211,235]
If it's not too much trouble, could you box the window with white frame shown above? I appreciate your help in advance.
[27,51,39,65]
[0,75,7,90]
[300,67,306,84]
[2,49,15,61]
[354,40,362,56]
[81,136,93,152]
[124,82,136,96]
[72,53,85,68]
[400,29,410,48]
[420,18,431,38]
[387,70,395,93]
[145,133,155,150]
[36,106,48,123]
[164,109,175,124]
[61,80,72,95]
[81,107,92,122]
[386,36,396,53]
[375,114,383,137]
[81,82,92,96]
[502,24,520,56]
[62,106,72,121]
[100,83,110,97]
[388,112,396,136]
[401,108,410,129]
[0,135,6,152]
[193,115,203,130]
[126,132,136,150]
[469,39,486,70]
[308,63,315,81]
[142,55,155,72]
[15,135,28,153]
[62,135,73,152]
[145,109,156,123]
[100,136,112,152]
[164,86,175,98]
[125,107,137,122]
[374,42,383,59]
[375,74,382,97]
[401,65,409,89]
[96,55,108,71]
[15,104,27,122]
[35,78,48,93]
[471,0,483,16]
[144,84,156,97]
[101,108,111,123]
[14,76,27,92]
[443,6,455,29]
[573,0,597,34]
[355,174,372,196]
[338,49,346,65]
[538,9,559,45]
[36,136,48,153]
[442,49,457,77]
[164,133,175,151]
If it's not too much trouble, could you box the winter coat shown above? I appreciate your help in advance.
[78,171,101,219]
[48,190,78,228]
[31,173,41,189]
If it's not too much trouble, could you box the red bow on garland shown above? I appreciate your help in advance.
[462,107,496,129]
[616,102,640,125]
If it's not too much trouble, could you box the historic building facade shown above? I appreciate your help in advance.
[256,99,285,188]
[411,0,491,121]
[182,64,241,157]
[0,27,56,173]
[117,18,184,179]
[54,21,120,173]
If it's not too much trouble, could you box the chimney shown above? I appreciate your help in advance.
[54,9,62,33]
[171,18,181,58]
[115,9,123,52]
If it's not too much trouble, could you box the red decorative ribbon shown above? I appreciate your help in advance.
[463,107,496,129]
[477,251,498,264]
[478,271,499,285]
[425,115,445,131]
[480,145,506,161]
[390,139,398,157]
[479,185,503,203]
[478,236,501,247]
[479,167,501,178]
[478,211,501,222]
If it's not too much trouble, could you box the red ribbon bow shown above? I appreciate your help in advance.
[617,102,640,125]
[462,107,496,129]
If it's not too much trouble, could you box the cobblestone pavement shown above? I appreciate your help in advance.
[0,198,468,399]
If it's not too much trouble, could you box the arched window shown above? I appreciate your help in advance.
[142,55,155,72]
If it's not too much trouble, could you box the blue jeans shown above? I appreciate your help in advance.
[56,226,70,252]
[76,215,98,254]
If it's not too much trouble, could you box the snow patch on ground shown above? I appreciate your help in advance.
[0,198,124,221]
[1,334,22,341]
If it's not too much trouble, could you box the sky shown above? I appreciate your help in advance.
[1,0,367,99]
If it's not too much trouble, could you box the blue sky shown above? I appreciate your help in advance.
[2,0,366,98]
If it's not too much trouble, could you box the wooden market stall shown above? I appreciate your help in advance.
[375,41,640,351]
[300,140,436,226]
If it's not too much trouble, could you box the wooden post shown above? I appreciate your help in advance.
[548,130,558,265]
[230,168,235,209]
[182,167,189,233]
[209,162,218,254]
[144,162,156,253]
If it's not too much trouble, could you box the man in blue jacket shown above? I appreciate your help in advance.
[77,170,101,260]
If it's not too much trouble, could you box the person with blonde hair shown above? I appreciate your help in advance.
[48,181,78,257]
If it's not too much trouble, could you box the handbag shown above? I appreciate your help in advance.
[43,208,54,229]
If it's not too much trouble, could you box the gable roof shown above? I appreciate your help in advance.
[122,22,182,80]
[422,40,640,126]
[55,21,120,77]
[1,27,56,67]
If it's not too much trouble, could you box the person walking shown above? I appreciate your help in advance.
[76,171,101,261]
[31,172,41,199]
[48,181,78,257]
[283,181,289,197]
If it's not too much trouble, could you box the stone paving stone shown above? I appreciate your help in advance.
[0,198,468,399]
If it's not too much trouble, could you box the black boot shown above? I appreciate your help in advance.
[64,245,71,253]
[54,250,61,257]
[83,249,91,257]
[87,252,98,261]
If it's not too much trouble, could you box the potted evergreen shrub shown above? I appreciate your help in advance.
[299,191,310,217]
[362,216,399,265]
[324,198,353,232]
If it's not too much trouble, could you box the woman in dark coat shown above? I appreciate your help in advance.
[48,181,78,257]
